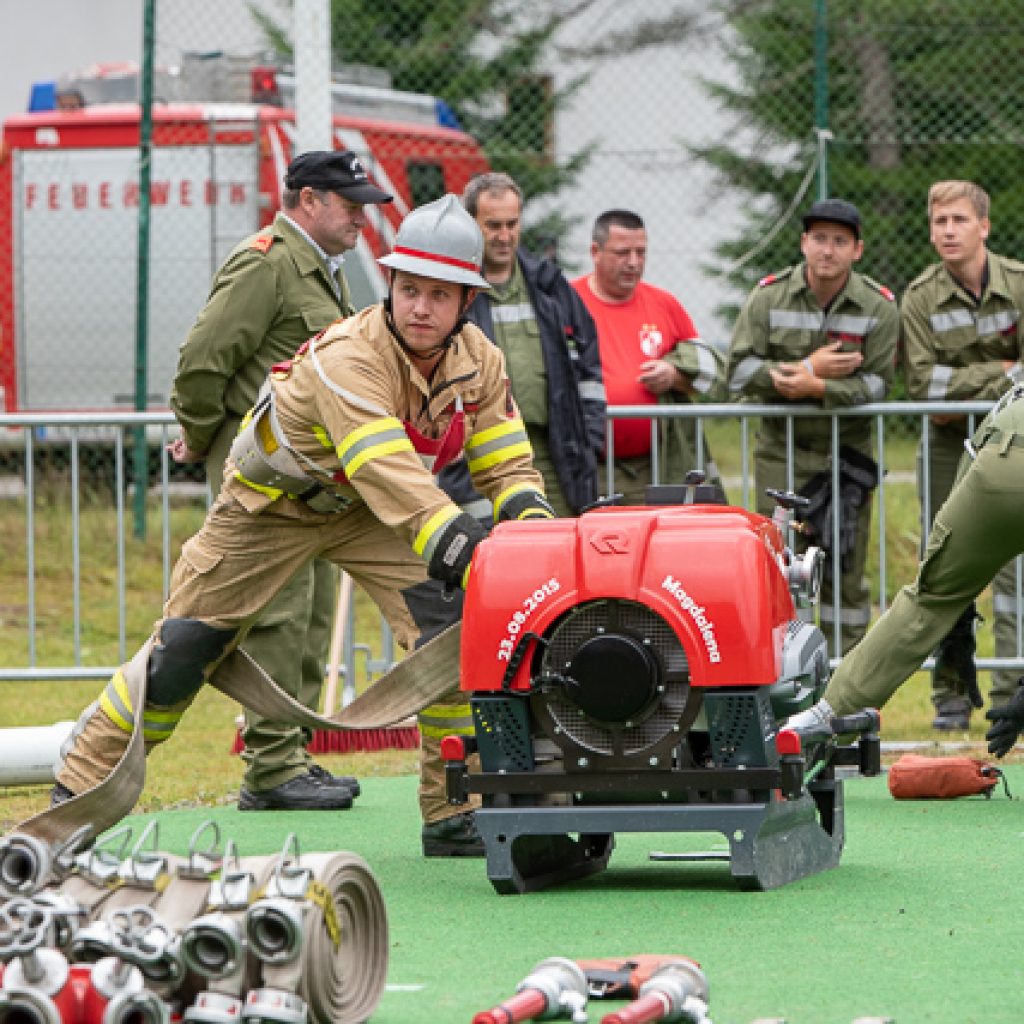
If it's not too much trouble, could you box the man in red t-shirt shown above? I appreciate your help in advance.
[572,209,726,503]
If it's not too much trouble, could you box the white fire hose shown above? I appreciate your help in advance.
[11,623,461,845]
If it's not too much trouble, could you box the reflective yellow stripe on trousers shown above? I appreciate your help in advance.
[417,703,475,738]
[98,670,185,743]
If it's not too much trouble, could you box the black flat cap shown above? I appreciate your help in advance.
[284,150,392,204]
[802,198,861,238]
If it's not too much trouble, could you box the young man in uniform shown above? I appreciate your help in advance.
[572,209,726,504]
[51,196,554,855]
[169,150,393,811]
[789,386,1024,761]
[902,180,1024,730]
[726,198,898,656]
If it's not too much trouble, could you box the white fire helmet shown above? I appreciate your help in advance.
[378,194,490,289]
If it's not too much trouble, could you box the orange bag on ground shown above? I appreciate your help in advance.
[887,754,1010,799]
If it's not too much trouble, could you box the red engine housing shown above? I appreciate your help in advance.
[461,504,797,692]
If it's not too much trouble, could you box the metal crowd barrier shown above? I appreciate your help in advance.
[0,412,395,702]
[0,402,1021,686]
[605,399,1024,667]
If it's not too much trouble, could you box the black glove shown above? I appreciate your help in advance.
[425,512,487,590]
[797,448,880,575]
[837,481,863,563]
[985,681,1024,758]
[835,447,879,571]
[497,489,555,522]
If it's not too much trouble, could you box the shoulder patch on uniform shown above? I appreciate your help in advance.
[863,276,895,301]
[249,234,275,254]
[757,266,792,288]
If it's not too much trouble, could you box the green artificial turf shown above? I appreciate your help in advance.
[117,769,1024,1024]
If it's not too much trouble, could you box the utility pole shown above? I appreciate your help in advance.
[294,0,332,154]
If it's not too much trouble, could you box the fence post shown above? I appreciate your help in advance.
[133,0,156,539]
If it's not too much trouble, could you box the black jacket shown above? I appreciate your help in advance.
[441,248,606,514]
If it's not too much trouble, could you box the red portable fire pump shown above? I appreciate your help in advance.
[443,480,881,894]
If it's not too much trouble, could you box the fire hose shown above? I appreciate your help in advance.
[11,623,462,845]
[0,824,389,1024]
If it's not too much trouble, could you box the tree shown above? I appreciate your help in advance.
[694,0,1024,307]
[253,0,596,245]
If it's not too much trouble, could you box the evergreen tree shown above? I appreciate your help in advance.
[695,0,1024,304]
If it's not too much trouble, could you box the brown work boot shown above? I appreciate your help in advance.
[421,811,485,857]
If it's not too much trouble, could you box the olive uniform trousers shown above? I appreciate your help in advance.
[918,430,1021,707]
[823,395,1024,716]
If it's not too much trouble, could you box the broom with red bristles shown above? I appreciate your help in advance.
[231,571,421,754]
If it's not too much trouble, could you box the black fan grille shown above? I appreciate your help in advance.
[540,599,690,756]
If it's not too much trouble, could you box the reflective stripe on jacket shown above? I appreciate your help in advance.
[227,304,546,558]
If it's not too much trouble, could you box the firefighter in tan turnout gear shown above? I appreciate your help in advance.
[51,195,554,856]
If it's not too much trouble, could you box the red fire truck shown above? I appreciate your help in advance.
[0,62,489,416]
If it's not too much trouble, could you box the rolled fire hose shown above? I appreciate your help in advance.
[285,850,388,1024]
[11,622,462,843]
[0,829,389,1024]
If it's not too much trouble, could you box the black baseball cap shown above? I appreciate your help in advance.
[802,198,861,238]
[284,150,393,204]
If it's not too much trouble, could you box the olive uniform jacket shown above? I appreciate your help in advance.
[902,251,1024,443]
[727,263,898,453]
[171,213,354,456]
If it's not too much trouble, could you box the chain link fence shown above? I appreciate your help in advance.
[3,0,1024,409]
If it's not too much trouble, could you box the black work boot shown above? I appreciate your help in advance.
[308,763,361,799]
[932,696,972,731]
[238,770,354,811]
[421,811,485,857]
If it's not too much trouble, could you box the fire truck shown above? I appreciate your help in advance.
[0,58,489,417]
